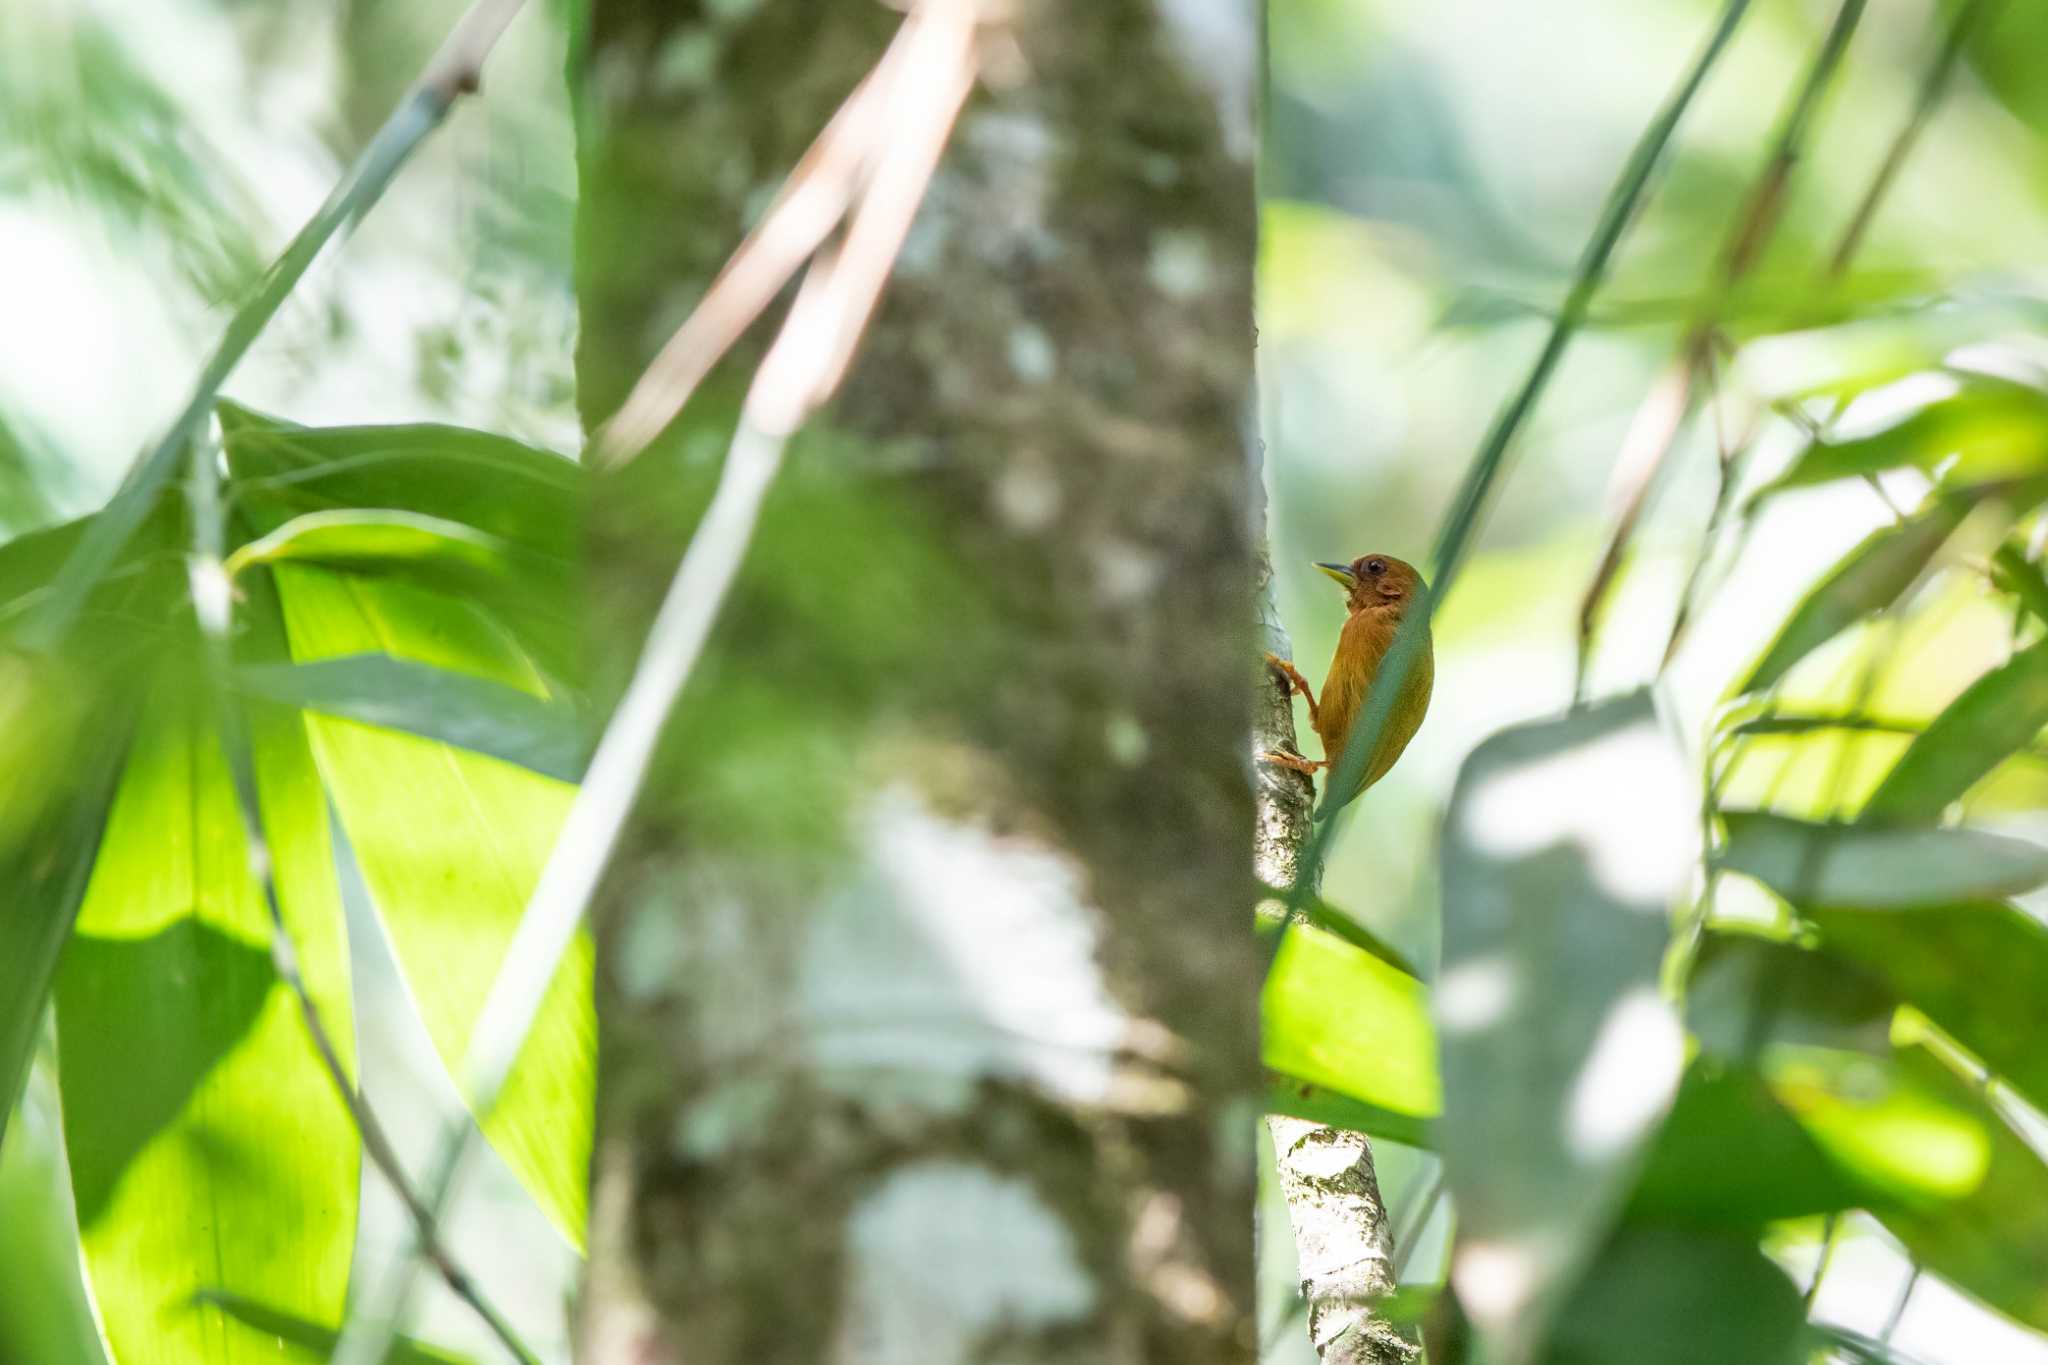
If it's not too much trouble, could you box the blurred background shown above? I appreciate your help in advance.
[4,0,2047,1361]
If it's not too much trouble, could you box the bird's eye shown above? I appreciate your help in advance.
[1364,558,1386,576]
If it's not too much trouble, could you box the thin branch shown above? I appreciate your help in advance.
[1804,1213,1841,1310]
[1661,0,1995,670]
[331,5,986,1361]
[1574,0,1868,701]
[1829,0,2000,275]
[182,440,540,1365]
[21,0,528,654]
[1879,1263,1921,1344]
[1288,0,1753,906]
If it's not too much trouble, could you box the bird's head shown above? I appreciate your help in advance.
[1315,553,1425,615]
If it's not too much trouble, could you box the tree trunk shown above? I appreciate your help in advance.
[573,2,1261,1360]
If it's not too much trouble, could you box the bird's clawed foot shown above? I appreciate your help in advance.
[1263,653,1321,727]
[1259,749,1325,777]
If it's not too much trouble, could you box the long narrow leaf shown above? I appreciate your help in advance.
[270,563,592,1245]
[57,678,357,1364]
[235,654,584,783]
[1860,635,2048,822]
[1719,809,2048,905]
[1733,498,1967,697]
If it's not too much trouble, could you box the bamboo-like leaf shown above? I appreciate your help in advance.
[270,563,592,1245]
[1627,1061,1868,1226]
[1860,635,2048,822]
[224,509,516,583]
[1262,922,1439,1146]
[1437,692,1693,1348]
[235,654,584,783]
[1811,901,2048,1118]
[1732,499,1967,697]
[1869,1046,2048,1331]
[56,676,357,1365]
[1756,375,2048,498]
[1718,809,2048,905]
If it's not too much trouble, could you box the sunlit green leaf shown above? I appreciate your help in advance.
[224,509,518,584]
[1436,692,1692,1345]
[1757,375,2048,498]
[1859,635,2048,822]
[235,654,584,783]
[1262,922,1439,1145]
[1811,901,2048,1118]
[1718,809,2048,905]
[56,675,357,1365]
[1991,542,2048,626]
[1731,499,1967,698]
[270,563,592,1246]
[1870,1046,2048,1330]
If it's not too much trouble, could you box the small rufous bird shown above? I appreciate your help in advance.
[1264,553,1434,805]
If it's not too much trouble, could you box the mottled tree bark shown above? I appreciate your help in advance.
[574,3,1260,1361]
[1255,552,1417,1365]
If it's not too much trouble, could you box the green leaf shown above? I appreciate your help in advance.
[56,675,357,1365]
[1859,635,2048,822]
[1810,901,2048,1119]
[235,654,585,783]
[1685,935,1894,1061]
[220,408,583,685]
[1870,1046,2048,1331]
[1627,1061,1868,1226]
[1257,881,1420,978]
[1990,542,2048,626]
[1718,809,2048,905]
[1537,1224,1806,1365]
[1756,375,2048,498]
[1262,922,1439,1145]
[224,508,518,583]
[197,1290,473,1365]
[1732,499,1967,698]
[270,563,592,1246]
[1436,692,1693,1346]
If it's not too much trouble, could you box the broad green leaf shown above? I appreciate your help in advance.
[1537,1224,1805,1365]
[56,675,357,1365]
[270,563,592,1245]
[1732,499,1967,698]
[1756,375,2048,498]
[1627,1061,1867,1226]
[1262,922,1439,1143]
[1436,692,1693,1350]
[1718,809,2048,906]
[1685,935,1893,1061]
[1257,881,1420,977]
[1870,1046,2048,1331]
[224,509,517,583]
[1764,1044,1992,1208]
[1262,1075,1435,1150]
[220,408,583,685]
[1859,636,2048,823]
[235,654,584,783]
[1811,901,2048,1119]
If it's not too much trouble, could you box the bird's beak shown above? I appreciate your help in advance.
[1314,561,1357,589]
